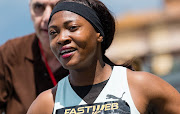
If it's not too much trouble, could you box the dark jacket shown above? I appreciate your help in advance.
[0,33,69,114]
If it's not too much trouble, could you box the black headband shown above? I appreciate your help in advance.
[48,2,105,37]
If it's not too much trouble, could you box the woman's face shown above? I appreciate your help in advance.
[48,11,103,70]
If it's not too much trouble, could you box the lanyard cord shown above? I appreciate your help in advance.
[38,40,57,86]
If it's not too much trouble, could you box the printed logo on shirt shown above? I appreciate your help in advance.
[106,92,126,100]
[55,99,130,114]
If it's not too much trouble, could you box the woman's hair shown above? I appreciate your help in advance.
[55,0,115,63]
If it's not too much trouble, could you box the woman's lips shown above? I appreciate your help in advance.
[60,47,76,59]
[61,51,74,59]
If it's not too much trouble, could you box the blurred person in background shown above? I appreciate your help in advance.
[0,0,69,113]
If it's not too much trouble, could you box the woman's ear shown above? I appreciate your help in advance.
[97,33,103,43]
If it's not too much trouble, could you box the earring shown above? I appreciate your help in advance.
[99,35,103,42]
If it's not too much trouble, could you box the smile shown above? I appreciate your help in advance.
[60,48,77,59]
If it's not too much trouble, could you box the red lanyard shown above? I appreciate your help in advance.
[38,40,57,86]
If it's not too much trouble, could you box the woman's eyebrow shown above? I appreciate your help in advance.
[48,25,58,29]
[49,20,74,28]
[64,20,74,26]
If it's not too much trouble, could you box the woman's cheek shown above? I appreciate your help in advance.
[50,43,56,53]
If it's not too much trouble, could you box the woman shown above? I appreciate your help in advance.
[27,0,180,113]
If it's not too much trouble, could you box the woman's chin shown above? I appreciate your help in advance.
[62,61,80,70]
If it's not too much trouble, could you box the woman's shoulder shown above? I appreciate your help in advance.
[27,86,57,114]
[126,69,176,94]
[126,69,180,113]
[127,69,161,88]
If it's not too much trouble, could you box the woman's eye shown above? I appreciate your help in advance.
[69,26,78,31]
[49,30,57,35]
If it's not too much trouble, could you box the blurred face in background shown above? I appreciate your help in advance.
[29,0,59,47]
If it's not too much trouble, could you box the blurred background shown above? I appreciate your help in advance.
[0,0,180,91]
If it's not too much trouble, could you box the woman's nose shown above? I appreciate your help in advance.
[56,32,71,45]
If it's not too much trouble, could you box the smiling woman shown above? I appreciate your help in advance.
[27,0,180,114]
[49,10,103,70]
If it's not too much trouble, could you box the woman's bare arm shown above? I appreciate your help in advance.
[27,87,57,114]
[127,69,180,113]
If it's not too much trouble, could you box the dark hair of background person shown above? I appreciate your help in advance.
[55,0,135,70]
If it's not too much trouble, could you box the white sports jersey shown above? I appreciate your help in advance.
[53,66,140,114]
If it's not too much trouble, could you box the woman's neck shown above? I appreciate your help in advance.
[69,62,112,86]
